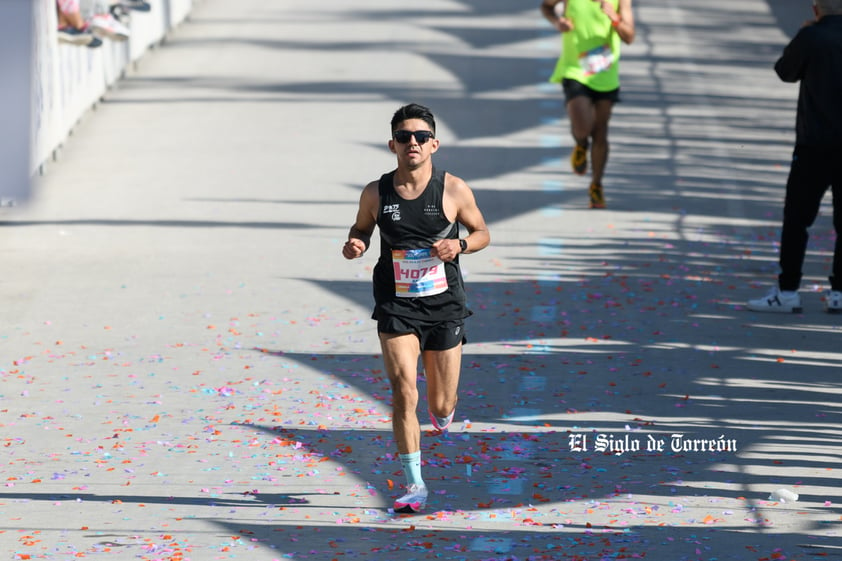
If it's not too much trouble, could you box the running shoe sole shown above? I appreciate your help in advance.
[571,145,587,175]
[429,409,454,432]
[746,303,802,313]
[393,500,425,514]
[589,183,606,209]
[57,28,94,45]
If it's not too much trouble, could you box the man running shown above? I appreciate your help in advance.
[541,0,636,208]
[342,103,490,513]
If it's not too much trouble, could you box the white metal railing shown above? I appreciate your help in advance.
[2,0,195,204]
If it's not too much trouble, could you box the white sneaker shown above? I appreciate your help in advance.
[825,290,842,314]
[57,26,96,45]
[90,13,130,41]
[393,484,427,514]
[747,286,802,313]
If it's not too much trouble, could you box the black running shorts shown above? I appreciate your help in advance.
[377,315,466,351]
[562,78,620,103]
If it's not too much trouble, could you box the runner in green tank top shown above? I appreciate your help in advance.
[541,0,636,208]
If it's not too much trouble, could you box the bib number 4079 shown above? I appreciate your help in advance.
[396,263,438,280]
[392,248,448,298]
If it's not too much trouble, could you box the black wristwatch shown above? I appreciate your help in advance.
[459,239,468,253]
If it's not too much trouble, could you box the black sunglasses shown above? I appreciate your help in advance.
[393,130,435,144]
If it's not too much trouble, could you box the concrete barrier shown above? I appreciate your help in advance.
[30,0,196,183]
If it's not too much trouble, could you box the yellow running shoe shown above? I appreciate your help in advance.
[589,182,606,209]
[570,144,588,175]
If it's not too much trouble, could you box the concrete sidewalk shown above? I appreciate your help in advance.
[2,0,840,559]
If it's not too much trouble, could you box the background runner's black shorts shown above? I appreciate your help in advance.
[377,315,467,351]
[562,78,620,103]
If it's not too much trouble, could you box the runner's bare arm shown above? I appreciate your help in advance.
[432,173,490,262]
[342,182,378,260]
[601,0,635,44]
[541,0,573,32]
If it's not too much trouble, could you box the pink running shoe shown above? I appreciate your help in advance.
[429,409,455,432]
[393,484,428,514]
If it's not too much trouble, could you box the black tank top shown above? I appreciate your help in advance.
[372,168,468,321]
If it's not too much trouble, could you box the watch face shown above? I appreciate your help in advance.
[460,239,467,252]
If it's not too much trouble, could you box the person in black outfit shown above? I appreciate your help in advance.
[342,103,490,512]
[748,0,842,313]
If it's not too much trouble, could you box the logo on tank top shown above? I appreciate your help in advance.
[383,203,401,222]
[424,204,440,217]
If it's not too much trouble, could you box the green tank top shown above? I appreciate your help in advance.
[549,0,621,92]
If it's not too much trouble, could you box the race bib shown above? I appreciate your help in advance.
[392,248,448,298]
[579,44,614,76]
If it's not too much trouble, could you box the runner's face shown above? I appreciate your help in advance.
[389,118,439,166]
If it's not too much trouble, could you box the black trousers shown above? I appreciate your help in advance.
[778,144,842,291]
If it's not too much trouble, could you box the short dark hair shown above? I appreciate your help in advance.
[390,103,436,135]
